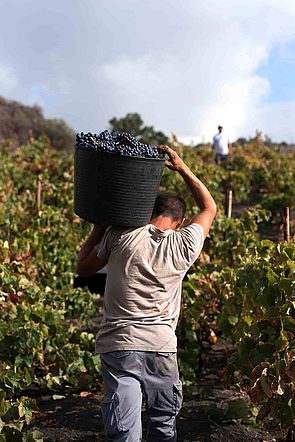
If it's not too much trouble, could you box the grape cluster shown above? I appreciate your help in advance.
[76,130,165,159]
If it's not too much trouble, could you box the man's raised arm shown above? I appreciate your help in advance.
[161,146,217,237]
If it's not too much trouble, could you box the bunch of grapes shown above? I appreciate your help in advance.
[75,130,165,160]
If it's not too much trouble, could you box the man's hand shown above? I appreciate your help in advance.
[160,145,186,172]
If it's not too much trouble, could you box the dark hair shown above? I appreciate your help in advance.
[151,192,186,221]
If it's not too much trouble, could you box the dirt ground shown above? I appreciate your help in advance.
[26,338,286,442]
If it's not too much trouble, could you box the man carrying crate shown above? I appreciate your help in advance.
[76,146,216,442]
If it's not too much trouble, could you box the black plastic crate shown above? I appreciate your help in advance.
[74,147,164,226]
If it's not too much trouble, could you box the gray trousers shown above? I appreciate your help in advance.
[215,153,228,164]
[100,351,182,442]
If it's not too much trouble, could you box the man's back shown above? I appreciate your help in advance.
[95,223,204,353]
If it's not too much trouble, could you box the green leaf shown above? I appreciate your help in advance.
[203,403,228,420]
[5,427,23,442]
[225,398,249,419]
[249,343,275,366]
[22,430,44,442]
[228,315,239,325]
[18,397,37,425]
[283,246,295,261]
[283,317,295,335]
[238,337,257,359]
[266,269,277,284]
[250,320,272,335]
[278,402,293,429]
[288,360,295,375]
[279,359,287,374]
[257,286,279,307]
[265,306,281,319]
[278,278,294,294]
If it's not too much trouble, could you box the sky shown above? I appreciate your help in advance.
[1,0,295,143]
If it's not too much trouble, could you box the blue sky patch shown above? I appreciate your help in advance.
[257,41,295,103]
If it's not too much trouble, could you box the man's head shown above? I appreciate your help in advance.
[150,192,186,230]
[218,125,223,132]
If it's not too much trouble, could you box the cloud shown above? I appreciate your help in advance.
[0,64,18,94]
[1,0,295,142]
[250,99,295,143]
[99,54,270,142]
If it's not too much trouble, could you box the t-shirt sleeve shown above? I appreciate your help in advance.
[172,223,204,270]
[95,227,113,261]
[95,226,130,260]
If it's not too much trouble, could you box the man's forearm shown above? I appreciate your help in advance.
[77,224,108,262]
[161,144,216,235]
[178,164,216,213]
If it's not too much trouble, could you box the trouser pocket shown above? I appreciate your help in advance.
[101,392,123,436]
[146,382,182,441]
[109,350,133,359]
[147,381,183,417]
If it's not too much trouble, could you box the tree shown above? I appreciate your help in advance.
[0,96,75,150]
[109,113,168,146]
[36,118,75,150]
[236,137,248,146]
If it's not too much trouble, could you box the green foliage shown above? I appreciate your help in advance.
[220,240,295,430]
[168,137,295,432]
[177,207,270,379]
[229,143,295,216]
[0,141,101,437]
[1,135,295,436]
[0,389,42,440]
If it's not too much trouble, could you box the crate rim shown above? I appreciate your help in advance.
[75,145,166,163]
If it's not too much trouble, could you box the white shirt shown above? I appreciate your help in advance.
[213,132,229,155]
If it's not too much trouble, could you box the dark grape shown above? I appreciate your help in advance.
[75,130,165,160]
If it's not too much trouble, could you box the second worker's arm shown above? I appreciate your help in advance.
[161,146,217,236]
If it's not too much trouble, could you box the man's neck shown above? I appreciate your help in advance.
[150,216,175,231]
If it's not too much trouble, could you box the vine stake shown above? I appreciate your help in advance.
[37,178,42,210]
[283,207,291,243]
[225,189,233,218]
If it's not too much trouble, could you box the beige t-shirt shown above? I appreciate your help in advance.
[95,223,204,353]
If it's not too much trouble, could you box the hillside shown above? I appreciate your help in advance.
[0,96,75,150]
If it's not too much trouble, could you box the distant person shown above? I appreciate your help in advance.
[212,125,231,164]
